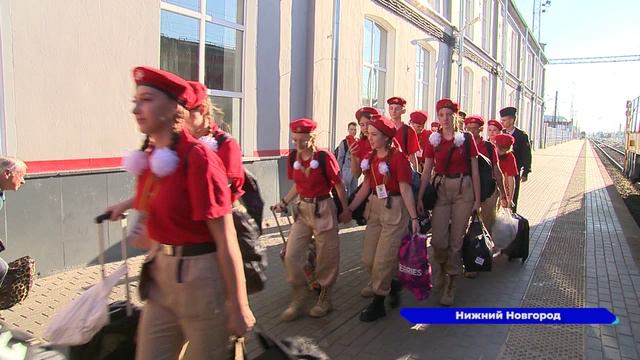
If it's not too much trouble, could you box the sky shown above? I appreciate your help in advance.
[514,0,640,133]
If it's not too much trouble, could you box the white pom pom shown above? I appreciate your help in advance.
[429,132,442,147]
[361,159,370,170]
[293,161,302,170]
[149,148,180,177]
[454,132,465,147]
[378,161,389,175]
[199,136,218,152]
[310,160,320,169]
[122,150,148,176]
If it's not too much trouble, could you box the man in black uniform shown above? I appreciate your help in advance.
[499,107,532,212]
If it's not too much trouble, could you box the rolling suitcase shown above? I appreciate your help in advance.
[503,212,530,263]
[69,212,140,360]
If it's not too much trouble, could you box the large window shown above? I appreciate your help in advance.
[427,0,444,14]
[362,18,387,110]
[462,68,473,112]
[415,46,431,111]
[481,77,490,118]
[464,0,475,39]
[482,0,493,52]
[160,0,244,138]
[510,30,519,74]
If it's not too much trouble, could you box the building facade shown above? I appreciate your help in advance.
[0,0,546,274]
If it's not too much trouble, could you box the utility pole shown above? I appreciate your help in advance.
[553,90,558,145]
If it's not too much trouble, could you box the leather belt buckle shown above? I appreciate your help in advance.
[161,244,176,256]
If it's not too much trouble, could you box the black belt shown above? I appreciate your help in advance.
[374,191,401,198]
[300,194,331,203]
[160,242,216,257]
[438,173,470,179]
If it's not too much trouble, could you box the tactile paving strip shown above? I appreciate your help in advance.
[498,144,586,360]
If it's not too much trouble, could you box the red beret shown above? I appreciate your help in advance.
[431,122,440,127]
[409,111,429,125]
[487,120,503,131]
[290,118,317,133]
[355,106,380,120]
[187,81,208,110]
[133,66,194,107]
[436,98,459,113]
[464,115,485,126]
[369,115,397,138]
[386,97,407,106]
[494,134,515,148]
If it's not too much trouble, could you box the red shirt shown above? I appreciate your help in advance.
[211,128,245,202]
[476,137,497,165]
[393,123,420,156]
[134,130,232,246]
[355,137,372,160]
[366,149,412,193]
[287,150,341,197]
[423,133,479,175]
[499,152,519,177]
[416,130,432,163]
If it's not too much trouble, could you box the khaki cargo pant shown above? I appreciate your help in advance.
[431,176,475,276]
[362,195,410,296]
[479,189,499,231]
[136,247,229,360]
[285,198,340,288]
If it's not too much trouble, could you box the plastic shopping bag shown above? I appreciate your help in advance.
[44,265,128,346]
[491,208,518,249]
[397,233,432,301]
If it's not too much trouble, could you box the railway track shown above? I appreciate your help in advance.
[591,139,624,171]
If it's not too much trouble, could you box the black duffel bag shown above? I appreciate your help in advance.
[462,214,493,272]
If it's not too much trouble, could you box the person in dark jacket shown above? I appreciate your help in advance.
[499,107,532,213]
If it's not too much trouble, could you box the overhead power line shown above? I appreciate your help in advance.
[548,55,640,65]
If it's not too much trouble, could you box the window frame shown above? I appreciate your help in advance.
[362,18,388,111]
[481,76,489,118]
[160,0,246,140]
[481,0,493,52]
[415,45,432,111]
[462,67,473,111]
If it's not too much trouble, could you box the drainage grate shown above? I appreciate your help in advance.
[498,144,586,360]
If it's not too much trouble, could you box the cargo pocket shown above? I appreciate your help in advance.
[381,197,403,226]
[314,200,337,233]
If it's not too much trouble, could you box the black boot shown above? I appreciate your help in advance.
[388,279,402,309]
[360,295,386,322]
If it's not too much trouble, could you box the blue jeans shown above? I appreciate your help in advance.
[0,257,8,287]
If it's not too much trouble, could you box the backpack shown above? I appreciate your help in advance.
[334,139,349,168]
[288,150,343,216]
[214,132,266,234]
[211,133,267,293]
[464,133,496,202]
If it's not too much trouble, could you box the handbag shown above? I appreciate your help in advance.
[0,256,36,310]
[421,143,457,211]
[462,214,493,272]
[397,233,432,301]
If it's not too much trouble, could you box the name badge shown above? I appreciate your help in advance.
[376,184,388,199]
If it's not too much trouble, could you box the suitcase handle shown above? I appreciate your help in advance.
[95,211,127,224]
[96,212,133,316]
